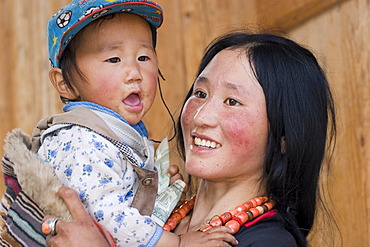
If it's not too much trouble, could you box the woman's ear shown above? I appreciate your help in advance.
[49,68,78,100]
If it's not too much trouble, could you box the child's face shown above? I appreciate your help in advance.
[73,13,158,125]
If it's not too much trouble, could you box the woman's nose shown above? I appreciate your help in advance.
[192,100,217,128]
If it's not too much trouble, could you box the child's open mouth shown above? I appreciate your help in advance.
[123,93,141,106]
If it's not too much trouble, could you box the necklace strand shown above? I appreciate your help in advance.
[163,195,274,234]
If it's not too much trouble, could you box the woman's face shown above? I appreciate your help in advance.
[181,49,269,182]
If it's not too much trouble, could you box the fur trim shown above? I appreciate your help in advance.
[4,128,71,221]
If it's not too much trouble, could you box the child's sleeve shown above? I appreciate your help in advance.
[38,125,163,247]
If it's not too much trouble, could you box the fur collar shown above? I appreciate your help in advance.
[4,128,71,221]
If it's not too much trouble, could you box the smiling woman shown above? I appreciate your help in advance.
[180,48,269,183]
[174,31,337,246]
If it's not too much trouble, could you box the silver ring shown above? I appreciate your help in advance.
[43,217,60,236]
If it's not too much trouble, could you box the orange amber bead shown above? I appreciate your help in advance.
[41,222,51,234]
[225,220,240,233]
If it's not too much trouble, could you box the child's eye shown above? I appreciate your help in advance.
[194,90,207,99]
[138,56,150,61]
[106,57,121,63]
[225,98,241,106]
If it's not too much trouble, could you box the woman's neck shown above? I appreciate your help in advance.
[178,177,266,233]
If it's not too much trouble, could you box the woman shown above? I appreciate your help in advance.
[44,31,336,247]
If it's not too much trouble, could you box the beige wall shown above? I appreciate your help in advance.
[0,0,368,246]
[290,0,370,245]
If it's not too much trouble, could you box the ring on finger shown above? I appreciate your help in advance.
[42,217,60,236]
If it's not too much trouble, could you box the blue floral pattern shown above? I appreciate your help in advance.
[38,125,160,246]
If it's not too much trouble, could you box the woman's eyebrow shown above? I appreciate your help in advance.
[194,76,208,84]
[224,81,252,96]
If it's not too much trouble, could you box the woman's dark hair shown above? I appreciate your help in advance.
[177,31,336,246]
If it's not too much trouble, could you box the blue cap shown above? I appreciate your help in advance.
[47,0,163,68]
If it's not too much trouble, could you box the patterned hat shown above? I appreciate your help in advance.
[47,0,163,68]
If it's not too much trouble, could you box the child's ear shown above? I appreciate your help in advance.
[49,68,79,100]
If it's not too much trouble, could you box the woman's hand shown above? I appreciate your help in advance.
[43,186,111,247]
[179,226,238,247]
[168,164,188,204]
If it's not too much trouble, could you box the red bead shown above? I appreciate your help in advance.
[264,202,274,210]
[249,198,258,208]
[163,224,171,231]
[235,204,247,212]
[243,201,253,210]
[167,216,181,226]
[177,207,187,218]
[229,208,238,217]
[199,224,213,232]
[185,199,195,208]
[210,217,223,227]
[249,207,260,218]
[180,203,191,213]
[234,211,249,224]
[219,212,232,224]
[167,219,178,230]
[255,197,263,205]
[170,212,182,222]
[225,220,240,233]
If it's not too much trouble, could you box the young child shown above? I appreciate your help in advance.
[35,0,236,247]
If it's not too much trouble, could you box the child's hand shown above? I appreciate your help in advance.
[167,164,184,184]
[179,226,238,247]
[167,164,188,204]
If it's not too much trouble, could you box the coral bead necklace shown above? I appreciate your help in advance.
[163,195,275,234]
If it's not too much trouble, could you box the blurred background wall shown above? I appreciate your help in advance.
[0,0,368,246]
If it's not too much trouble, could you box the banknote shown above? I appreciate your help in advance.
[155,136,170,194]
[152,179,186,227]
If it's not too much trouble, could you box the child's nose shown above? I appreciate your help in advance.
[124,62,143,83]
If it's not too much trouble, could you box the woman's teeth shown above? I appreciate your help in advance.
[194,137,221,148]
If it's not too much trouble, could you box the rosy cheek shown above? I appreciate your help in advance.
[181,99,198,127]
[225,112,264,147]
[227,118,251,146]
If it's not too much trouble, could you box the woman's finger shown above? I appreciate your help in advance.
[57,186,90,221]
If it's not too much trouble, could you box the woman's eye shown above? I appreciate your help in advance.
[194,90,207,99]
[106,57,121,63]
[138,56,150,61]
[225,98,240,106]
